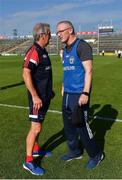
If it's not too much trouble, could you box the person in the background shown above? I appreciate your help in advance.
[117,50,121,58]
[115,50,117,56]
[56,20,104,169]
[22,23,54,175]
[102,50,105,56]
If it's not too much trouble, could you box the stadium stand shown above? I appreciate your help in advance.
[0,36,62,55]
[0,38,33,55]
[0,31,122,55]
[98,33,122,53]
[0,39,27,53]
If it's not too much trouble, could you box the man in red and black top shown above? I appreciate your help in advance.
[23,23,54,175]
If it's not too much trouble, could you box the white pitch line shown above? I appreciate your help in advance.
[0,103,62,113]
[93,115,122,122]
[0,103,122,122]
[0,103,29,109]
[48,109,62,114]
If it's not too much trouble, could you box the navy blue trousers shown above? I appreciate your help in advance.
[62,93,101,158]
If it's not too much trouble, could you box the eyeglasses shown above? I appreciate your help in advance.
[56,27,71,35]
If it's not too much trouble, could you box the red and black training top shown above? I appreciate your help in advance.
[23,42,53,101]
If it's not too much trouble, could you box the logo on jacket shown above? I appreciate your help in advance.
[43,54,47,58]
[69,56,74,64]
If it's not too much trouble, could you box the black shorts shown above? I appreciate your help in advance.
[28,92,50,123]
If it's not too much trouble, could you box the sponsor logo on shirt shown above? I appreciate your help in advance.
[63,66,75,71]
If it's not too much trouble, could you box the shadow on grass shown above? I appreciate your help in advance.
[0,81,24,90]
[89,104,118,152]
[35,104,118,165]
[35,128,66,164]
[41,128,66,151]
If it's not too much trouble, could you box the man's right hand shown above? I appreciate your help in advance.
[32,95,42,111]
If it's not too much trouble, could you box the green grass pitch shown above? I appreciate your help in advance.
[0,55,122,178]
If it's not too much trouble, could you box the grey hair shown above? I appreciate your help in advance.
[33,23,50,41]
[57,20,75,34]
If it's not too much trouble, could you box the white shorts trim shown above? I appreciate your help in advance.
[29,114,38,119]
